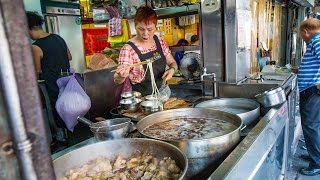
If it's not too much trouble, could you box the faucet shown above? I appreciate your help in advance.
[236,76,250,85]
[250,73,264,83]
[258,74,264,83]
[201,68,217,97]
[236,74,264,85]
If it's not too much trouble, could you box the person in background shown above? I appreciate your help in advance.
[114,6,178,96]
[174,39,189,69]
[26,11,72,145]
[190,34,200,46]
[296,18,320,176]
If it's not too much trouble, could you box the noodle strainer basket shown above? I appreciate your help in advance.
[158,79,171,102]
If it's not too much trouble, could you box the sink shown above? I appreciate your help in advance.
[170,83,202,99]
[218,82,278,99]
[171,88,202,99]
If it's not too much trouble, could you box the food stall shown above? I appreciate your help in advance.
[49,69,298,179]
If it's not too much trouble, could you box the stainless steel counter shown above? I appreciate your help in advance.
[209,102,289,179]
[209,73,298,179]
[52,73,298,180]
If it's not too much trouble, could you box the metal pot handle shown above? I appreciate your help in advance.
[117,106,123,114]
[239,124,247,137]
[77,116,93,126]
[128,122,136,133]
[240,124,247,131]
[117,106,127,114]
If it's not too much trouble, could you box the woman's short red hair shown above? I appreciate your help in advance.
[134,6,157,26]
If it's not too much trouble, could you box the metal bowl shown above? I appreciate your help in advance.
[140,100,162,115]
[255,86,286,107]
[121,91,142,99]
[144,95,157,101]
[78,117,133,141]
[119,97,142,113]
[93,121,133,141]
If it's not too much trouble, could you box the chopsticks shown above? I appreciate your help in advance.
[111,59,155,73]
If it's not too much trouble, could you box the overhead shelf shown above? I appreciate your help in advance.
[169,45,200,52]
[154,4,199,19]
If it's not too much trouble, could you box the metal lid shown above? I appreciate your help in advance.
[119,98,141,105]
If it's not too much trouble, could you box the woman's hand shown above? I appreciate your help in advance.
[116,64,130,78]
[114,64,130,84]
[162,67,175,81]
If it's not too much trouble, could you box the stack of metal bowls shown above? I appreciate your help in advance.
[144,95,157,101]
[140,100,162,115]
[119,91,142,113]
[140,95,164,115]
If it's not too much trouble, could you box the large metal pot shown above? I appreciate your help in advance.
[137,108,242,179]
[194,98,260,126]
[53,138,188,180]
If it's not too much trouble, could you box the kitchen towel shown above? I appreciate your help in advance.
[109,17,123,36]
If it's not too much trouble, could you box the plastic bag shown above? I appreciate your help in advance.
[122,77,132,93]
[55,73,91,132]
[113,78,132,107]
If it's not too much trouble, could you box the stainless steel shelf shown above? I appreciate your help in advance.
[155,4,199,19]
[122,4,199,19]
[169,45,200,52]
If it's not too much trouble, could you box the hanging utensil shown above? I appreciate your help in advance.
[77,116,134,141]
[254,75,289,107]
[158,78,171,102]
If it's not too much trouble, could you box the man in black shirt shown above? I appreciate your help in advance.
[26,11,72,145]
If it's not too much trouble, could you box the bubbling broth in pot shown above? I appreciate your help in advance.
[141,117,238,140]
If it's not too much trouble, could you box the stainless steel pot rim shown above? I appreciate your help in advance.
[139,125,242,142]
[255,86,283,97]
[195,98,260,112]
[90,118,131,132]
[140,125,242,142]
[138,108,243,142]
[266,86,283,94]
[93,130,129,135]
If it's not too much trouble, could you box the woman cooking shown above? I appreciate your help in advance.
[114,6,178,96]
